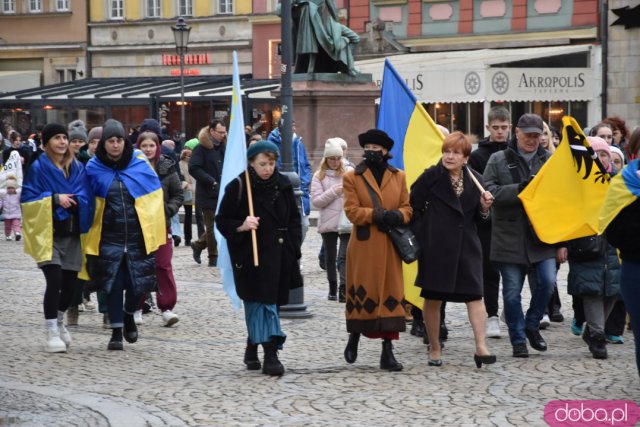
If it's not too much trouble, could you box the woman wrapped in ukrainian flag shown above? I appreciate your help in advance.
[84,119,166,351]
[21,123,94,354]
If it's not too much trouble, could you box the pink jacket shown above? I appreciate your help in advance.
[0,190,21,219]
[311,168,351,234]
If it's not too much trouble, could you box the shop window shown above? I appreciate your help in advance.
[178,0,193,16]
[29,0,41,12]
[568,101,588,130]
[218,0,233,14]
[147,0,160,17]
[110,0,124,19]
[56,0,69,11]
[2,0,15,13]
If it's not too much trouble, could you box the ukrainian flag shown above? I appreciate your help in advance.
[214,51,246,310]
[377,59,445,308]
[21,155,94,263]
[84,150,166,257]
[599,159,640,233]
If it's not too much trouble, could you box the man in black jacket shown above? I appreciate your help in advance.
[467,106,511,339]
[189,120,226,267]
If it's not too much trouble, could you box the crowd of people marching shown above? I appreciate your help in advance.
[0,108,638,378]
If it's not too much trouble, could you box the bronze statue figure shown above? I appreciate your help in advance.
[291,0,360,76]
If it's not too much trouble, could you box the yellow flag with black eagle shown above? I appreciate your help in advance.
[519,116,610,244]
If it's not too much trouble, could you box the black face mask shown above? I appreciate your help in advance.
[363,150,384,164]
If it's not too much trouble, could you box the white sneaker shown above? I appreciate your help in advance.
[58,323,71,348]
[540,314,551,330]
[6,236,12,241]
[45,328,67,353]
[162,310,179,327]
[486,316,501,338]
[133,310,143,325]
[77,303,85,313]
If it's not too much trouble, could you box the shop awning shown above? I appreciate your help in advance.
[0,75,280,107]
[355,45,597,103]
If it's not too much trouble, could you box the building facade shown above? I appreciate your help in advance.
[0,0,88,137]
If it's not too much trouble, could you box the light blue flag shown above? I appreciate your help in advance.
[214,51,247,311]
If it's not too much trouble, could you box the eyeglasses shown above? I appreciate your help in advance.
[326,156,341,161]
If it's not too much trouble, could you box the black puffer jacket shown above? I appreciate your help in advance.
[87,176,157,295]
[156,154,183,228]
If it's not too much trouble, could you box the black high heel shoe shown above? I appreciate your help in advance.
[474,354,497,368]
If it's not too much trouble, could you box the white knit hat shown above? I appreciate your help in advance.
[324,138,343,158]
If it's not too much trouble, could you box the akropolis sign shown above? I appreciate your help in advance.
[369,67,594,103]
[486,68,593,101]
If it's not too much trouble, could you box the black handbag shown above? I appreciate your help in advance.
[567,235,604,262]
[361,176,420,264]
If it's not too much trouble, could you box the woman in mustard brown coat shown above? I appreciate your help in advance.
[342,129,412,371]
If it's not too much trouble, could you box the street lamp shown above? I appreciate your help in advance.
[171,17,191,145]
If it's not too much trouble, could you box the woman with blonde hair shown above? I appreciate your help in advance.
[541,122,556,154]
[311,138,353,302]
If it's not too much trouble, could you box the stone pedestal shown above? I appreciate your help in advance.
[274,75,380,168]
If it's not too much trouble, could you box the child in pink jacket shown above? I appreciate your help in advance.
[0,176,22,241]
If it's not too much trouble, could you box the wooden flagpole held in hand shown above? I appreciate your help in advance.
[466,166,486,193]
[244,169,259,266]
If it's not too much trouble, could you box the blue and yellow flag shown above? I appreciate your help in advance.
[214,51,247,311]
[519,116,610,243]
[599,158,640,233]
[84,149,166,256]
[21,155,94,263]
[377,59,445,308]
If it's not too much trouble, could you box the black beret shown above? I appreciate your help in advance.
[358,129,394,150]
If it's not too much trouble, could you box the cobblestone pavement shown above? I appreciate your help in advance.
[0,225,638,426]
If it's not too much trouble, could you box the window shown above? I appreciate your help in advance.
[56,0,70,11]
[29,0,42,12]
[110,0,124,19]
[2,0,15,13]
[147,0,160,17]
[218,0,232,14]
[178,0,192,16]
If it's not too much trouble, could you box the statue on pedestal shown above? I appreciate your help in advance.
[291,0,360,76]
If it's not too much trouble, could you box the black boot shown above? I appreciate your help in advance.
[344,332,360,364]
[380,338,403,371]
[244,337,261,370]
[123,313,138,343]
[262,340,285,376]
[108,327,124,350]
[586,328,608,359]
[328,280,338,301]
[338,284,346,303]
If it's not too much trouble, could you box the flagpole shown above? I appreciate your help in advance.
[466,166,486,193]
[244,169,259,266]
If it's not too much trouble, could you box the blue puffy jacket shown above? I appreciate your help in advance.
[268,127,311,216]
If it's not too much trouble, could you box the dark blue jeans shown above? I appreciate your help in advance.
[620,260,640,377]
[497,258,556,345]
[106,258,139,329]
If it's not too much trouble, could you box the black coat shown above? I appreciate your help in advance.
[606,198,640,262]
[188,143,224,209]
[215,172,303,306]
[410,163,485,298]
[156,154,183,228]
[87,177,157,295]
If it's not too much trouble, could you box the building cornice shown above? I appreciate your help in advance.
[88,15,249,28]
[402,27,598,52]
[0,43,85,52]
[87,40,251,53]
[248,14,280,25]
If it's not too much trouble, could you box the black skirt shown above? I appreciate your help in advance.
[420,289,482,303]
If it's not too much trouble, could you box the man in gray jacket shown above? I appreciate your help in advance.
[483,113,566,358]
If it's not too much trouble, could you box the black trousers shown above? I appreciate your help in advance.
[41,265,77,319]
